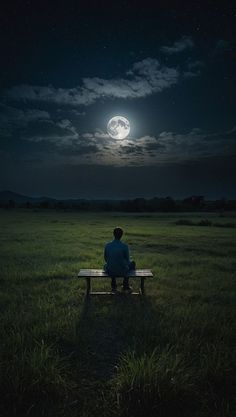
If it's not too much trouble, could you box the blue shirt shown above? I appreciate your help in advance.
[104,239,130,276]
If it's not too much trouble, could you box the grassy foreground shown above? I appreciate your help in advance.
[0,210,235,417]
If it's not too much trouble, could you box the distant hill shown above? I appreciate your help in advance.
[0,190,56,203]
[0,190,33,203]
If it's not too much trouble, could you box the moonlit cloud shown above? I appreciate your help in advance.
[91,127,236,166]
[160,36,194,54]
[5,58,180,106]
[39,127,235,167]
[5,84,97,106]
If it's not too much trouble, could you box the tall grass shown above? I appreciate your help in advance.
[0,210,235,416]
[114,347,198,417]
[0,337,71,416]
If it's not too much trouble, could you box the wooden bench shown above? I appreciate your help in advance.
[78,269,153,296]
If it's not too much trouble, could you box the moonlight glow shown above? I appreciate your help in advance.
[107,116,130,140]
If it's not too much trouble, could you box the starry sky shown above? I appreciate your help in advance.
[0,0,236,199]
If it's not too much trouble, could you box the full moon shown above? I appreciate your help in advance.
[107,116,130,140]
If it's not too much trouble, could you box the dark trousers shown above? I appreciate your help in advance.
[111,276,129,290]
[110,261,136,290]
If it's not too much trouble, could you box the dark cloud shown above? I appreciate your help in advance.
[153,128,236,160]
[160,36,194,54]
[183,60,204,78]
[0,106,80,147]
[214,39,232,53]
[119,145,144,155]
[0,104,50,137]
[22,119,78,144]
[56,143,99,156]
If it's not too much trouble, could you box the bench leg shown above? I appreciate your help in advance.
[140,277,145,295]
[86,277,91,297]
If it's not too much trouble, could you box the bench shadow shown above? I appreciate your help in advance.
[73,294,159,381]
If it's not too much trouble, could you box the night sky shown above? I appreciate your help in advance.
[0,1,236,199]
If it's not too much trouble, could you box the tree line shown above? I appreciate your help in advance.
[1,196,236,212]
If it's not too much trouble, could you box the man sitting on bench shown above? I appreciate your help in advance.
[104,227,135,293]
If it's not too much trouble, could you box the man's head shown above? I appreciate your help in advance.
[113,227,123,240]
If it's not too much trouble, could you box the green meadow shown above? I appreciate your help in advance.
[0,210,235,417]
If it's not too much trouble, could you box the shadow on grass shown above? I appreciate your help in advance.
[71,295,206,417]
[69,295,236,417]
[73,294,159,381]
[53,294,164,416]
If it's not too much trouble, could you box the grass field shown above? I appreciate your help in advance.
[0,210,236,417]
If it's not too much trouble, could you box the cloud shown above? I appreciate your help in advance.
[212,39,233,58]
[151,127,236,161]
[183,60,204,78]
[0,105,100,160]
[101,127,236,166]
[5,84,96,106]
[0,105,78,147]
[2,101,234,166]
[22,120,104,161]
[0,104,50,137]
[23,118,80,146]
[0,103,50,123]
[70,109,86,116]
[160,36,194,54]
[5,58,179,106]
[214,39,232,52]
[50,126,235,167]
[1,108,235,168]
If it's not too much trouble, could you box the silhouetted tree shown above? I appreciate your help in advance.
[159,197,176,212]
[40,201,49,209]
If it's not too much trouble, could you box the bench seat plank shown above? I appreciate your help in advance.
[78,269,153,278]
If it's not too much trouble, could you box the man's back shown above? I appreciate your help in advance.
[104,239,130,276]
